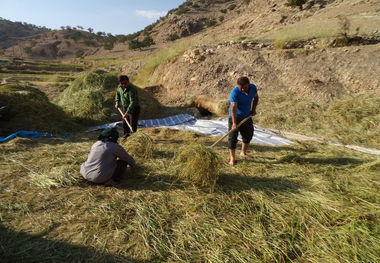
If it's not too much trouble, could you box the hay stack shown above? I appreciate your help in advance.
[0,84,80,134]
[57,70,118,121]
[122,132,155,159]
[194,95,229,116]
[172,143,222,191]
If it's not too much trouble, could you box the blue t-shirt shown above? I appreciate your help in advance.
[229,84,257,118]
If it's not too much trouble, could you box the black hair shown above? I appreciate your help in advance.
[119,75,129,82]
[237,77,250,86]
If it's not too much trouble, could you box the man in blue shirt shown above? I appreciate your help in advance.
[228,77,259,165]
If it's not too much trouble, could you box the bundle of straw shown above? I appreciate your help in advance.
[172,143,223,191]
[122,132,155,159]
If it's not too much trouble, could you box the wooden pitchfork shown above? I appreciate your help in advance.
[210,116,252,148]
[117,107,134,134]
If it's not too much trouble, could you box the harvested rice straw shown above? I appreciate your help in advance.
[172,142,223,192]
[122,131,155,159]
[194,95,229,116]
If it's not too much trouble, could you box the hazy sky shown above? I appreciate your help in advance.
[0,0,184,35]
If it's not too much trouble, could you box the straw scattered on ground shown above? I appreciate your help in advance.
[0,128,379,262]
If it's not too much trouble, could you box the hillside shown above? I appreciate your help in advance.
[3,29,106,59]
[0,18,50,51]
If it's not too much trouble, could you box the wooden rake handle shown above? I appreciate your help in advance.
[117,107,134,133]
[210,116,253,148]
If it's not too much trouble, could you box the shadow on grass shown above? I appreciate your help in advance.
[217,173,301,193]
[0,225,148,263]
[275,154,364,166]
[253,144,315,153]
[78,164,185,192]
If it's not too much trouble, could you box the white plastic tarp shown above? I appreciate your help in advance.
[88,114,294,146]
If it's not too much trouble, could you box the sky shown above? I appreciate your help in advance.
[0,0,184,35]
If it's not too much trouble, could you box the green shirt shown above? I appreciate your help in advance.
[115,84,140,113]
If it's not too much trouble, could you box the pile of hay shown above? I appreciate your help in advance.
[172,143,223,191]
[193,95,229,116]
[122,132,155,159]
[57,70,164,121]
[57,70,118,121]
[0,84,80,135]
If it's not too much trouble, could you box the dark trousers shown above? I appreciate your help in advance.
[228,117,254,150]
[123,106,140,135]
[111,160,129,182]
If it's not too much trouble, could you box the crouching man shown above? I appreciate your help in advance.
[80,128,135,185]
[228,77,259,165]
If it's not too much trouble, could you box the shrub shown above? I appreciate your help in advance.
[128,36,155,50]
[166,33,180,42]
[205,19,218,27]
[285,0,307,10]
[228,4,237,10]
[176,6,190,15]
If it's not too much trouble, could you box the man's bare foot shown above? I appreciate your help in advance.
[229,160,237,166]
[240,152,250,158]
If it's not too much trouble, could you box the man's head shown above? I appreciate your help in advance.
[237,77,250,92]
[119,75,130,88]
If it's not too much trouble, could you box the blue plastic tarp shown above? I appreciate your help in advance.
[0,131,56,144]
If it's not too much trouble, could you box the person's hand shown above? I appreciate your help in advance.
[231,123,237,130]
[123,112,130,119]
[115,104,121,109]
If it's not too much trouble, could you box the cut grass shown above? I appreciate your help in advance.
[257,92,380,149]
[0,128,378,262]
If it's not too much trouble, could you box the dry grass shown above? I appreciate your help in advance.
[0,84,81,135]
[172,143,223,192]
[257,92,380,149]
[122,131,155,159]
[133,39,198,87]
[0,128,379,262]
[56,70,118,122]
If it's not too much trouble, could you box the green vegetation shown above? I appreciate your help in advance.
[258,93,380,149]
[205,18,218,27]
[228,4,237,10]
[166,33,180,42]
[0,84,80,135]
[285,0,307,10]
[128,36,155,50]
[133,40,196,86]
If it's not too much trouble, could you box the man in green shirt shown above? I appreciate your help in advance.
[115,75,141,138]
